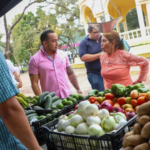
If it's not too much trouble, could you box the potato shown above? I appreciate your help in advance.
[139,115,150,125]
[122,146,134,150]
[126,135,147,146]
[133,123,143,134]
[136,116,140,123]
[133,143,150,150]
[123,131,134,147]
[141,122,150,139]
[136,101,150,116]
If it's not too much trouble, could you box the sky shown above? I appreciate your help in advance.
[0,0,50,42]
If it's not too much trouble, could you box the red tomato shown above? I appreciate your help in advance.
[89,97,96,103]
[117,97,126,106]
[138,93,146,98]
[104,100,113,106]
[145,92,150,100]
[130,90,139,99]
[131,99,138,107]
[137,96,146,105]
[105,93,115,100]
[113,103,120,108]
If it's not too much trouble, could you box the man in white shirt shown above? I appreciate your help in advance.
[5,59,22,88]
[14,64,20,76]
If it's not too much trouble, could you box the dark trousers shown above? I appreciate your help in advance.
[87,73,104,91]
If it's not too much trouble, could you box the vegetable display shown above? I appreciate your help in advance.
[122,102,150,150]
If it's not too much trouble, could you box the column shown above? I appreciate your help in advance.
[116,24,120,33]
[84,23,89,35]
[105,13,110,22]
[123,21,128,39]
[96,17,101,23]
[145,16,149,27]
[136,4,146,37]
[146,3,150,26]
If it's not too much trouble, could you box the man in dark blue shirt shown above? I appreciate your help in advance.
[78,26,104,91]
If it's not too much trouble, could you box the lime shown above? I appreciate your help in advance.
[72,98,77,103]
[66,96,72,101]
[67,101,73,105]
[62,99,68,105]
[57,103,64,109]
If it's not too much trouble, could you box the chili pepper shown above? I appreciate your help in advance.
[97,91,104,97]
[103,89,112,95]
[88,89,99,98]
[132,83,145,90]
[89,97,96,103]
[138,88,149,93]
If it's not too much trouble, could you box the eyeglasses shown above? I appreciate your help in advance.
[92,32,100,34]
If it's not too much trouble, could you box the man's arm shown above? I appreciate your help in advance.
[13,71,22,88]
[29,74,41,96]
[80,53,101,62]
[0,96,42,150]
[66,66,82,94]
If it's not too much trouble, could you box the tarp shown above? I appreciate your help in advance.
[0,0,22,17]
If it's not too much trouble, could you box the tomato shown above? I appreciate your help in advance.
[112,98,118,104]
[130,90,139,99]
[94,101,100,105]
[125,108,135,113]
[104,100,113,106]
[131,99,138,107]
[113,103,120,108]
[137,96,146,105]
[89,97,96,103]
[117,97,126,106]
[105,93,115,100]
[138,93,146,98]
[145,92,150,100]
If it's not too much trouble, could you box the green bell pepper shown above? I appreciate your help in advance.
[138,88,149,93]
[88,89,99,98]
[132,83,145,90]
[111,84,125,96]
[103,89,112,95]
[97,91,104,97]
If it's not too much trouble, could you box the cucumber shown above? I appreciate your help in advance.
[25,110,36,115]
[38,115,46,120]
[38,91,49,105]
[27,113,38,120]
[46,113,51,117]
[33,106,44,110]
[41,93,50,105]
[51,99,62,107]
[51,96,59,103]
[28,116,38,122]
[49,92,55,97]
[45,95,52,109]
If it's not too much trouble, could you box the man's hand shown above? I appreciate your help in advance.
[77,89,82,94]
[17,81,23,88]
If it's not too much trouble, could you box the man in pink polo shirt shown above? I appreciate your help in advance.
[28,30,82,98]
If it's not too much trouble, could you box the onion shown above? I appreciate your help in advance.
[63,120,70,130]
[85,104,98,116]
[65,126,76,134]
[70,115,83,127]
[67,114,74,120]
[77,100,90,114]
[97,109,109,120]
[76,122,89,135]
[88,124,105,137]
[101,116,116,131]
[57,119,65,132]
[111,112,126,123]
[81,112,89,121]
[101,101,113,112]
[113,106,123,113]
[86,116,101,126]
[126,111,136,121]
[58,115,68,121]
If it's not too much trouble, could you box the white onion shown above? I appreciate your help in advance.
[86,116,101,126]
[85,104,98,116]
[113,123,121,130]
[81,112,89,121]
[63,120,70,130]
[58,115,68,121]
[76,123,89,135]
[65,126,76,134]
[67,114,74,120]
[57,119,65,132]
[98,109,109,120]
[88,124,105,137]
[77,100,90,114]
[70,115,83,127]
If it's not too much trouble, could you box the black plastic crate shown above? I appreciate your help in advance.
[42,115,137,150]
[31,97,88,146]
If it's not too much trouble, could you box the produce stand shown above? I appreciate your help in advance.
[42,115,137,150]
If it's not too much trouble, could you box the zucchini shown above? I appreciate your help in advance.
[27,113,38,120]
[51,99,62,107]
[38,91,49,105]
[45,95,52,109]
[49,92,55,97]
[51,96,59,103]
[33,106,44,110]
[25,110,36,115]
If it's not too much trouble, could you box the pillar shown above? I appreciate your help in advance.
[105,13,110,22]
[123,21,128,39]
[84,23,89,35]
[96,17,101,23]
[146,3,150,26]
[116,24,120,33]
[145,16,149,27]
[136,4,146,37]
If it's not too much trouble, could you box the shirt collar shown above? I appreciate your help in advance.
[86,35,102,41]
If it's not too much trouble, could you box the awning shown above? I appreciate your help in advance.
[0,0,22,17]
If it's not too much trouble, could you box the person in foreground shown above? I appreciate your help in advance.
[79,26,104,91]
[29,30,82,98]
[100,30,149,89]
[0,52,42,150]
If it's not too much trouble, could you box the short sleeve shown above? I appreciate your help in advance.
[28,57,38,74]
[78,40,87,58]
[6,60,15,73]
[0,53,19,103]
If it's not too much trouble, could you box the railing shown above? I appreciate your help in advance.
[119,26,150,40]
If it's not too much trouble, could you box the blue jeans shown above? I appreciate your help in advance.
[87,73,104,91]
